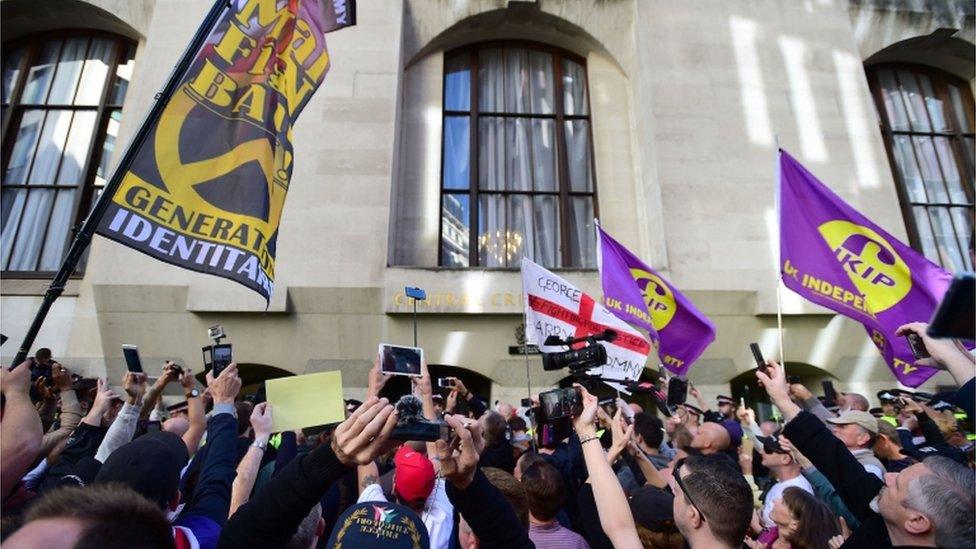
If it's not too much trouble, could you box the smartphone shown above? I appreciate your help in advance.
[905,333,930,360]
[749,343,768,375]
[378,344,423,377]
[203,344,233,378]
[122,344,143,373]
[436,378,455,389]
[822,380,837,407]
[927,273,975,340]
[667,377,688,407]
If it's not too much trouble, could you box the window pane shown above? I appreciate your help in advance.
[532,195,559,267]
[876,68,909,131]
[48,37,89,105]
[567,197,596,268]
[891,135,925,202]
[949,207,973,271]
[504,48,530,114]
[965,137,975,177]
[95,109,122,187]
[479,116,504,190]
[111,42,136,105]
[912,206,939,263]
[948,84,973,133]
[28,110,73,184]
[7,189,55,270]
[897,69,931,132]
[441,194,469,267]
[38,189,77,270]
[929,207,966,271]
[57,111,98,185]
[530,119,556,192]
[75,37,115,105]
[528,50,553,115]
[911,136,949,203]
[478,48,504,112]
[4,109,45,184]
[565,120,593,192]
[917,74,949,132]
[478,194,505,267]
[563,58,589,116]
[507,195,530,264]
[22,39,61,104]
[2,45,26,104]
[443,116,469,190]
[444,54,470,111]
[508,118,533,192]
[932,137,969,204]
[1,188,27,268]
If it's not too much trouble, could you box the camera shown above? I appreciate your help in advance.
[538,387,582,421]
[390,395,449,442]
[203,325,232,377]
[207,325,226,342]
[541,329,616,373]
[436,378,455,389]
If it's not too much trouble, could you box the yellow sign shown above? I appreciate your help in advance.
[266,370,345,432]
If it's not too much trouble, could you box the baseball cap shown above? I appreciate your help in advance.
[94,431,189,508]
[393,446,435,507]
[756,431,788,454]
[326,501,429,548]
[716,395,735,406]
[827,410,880,434]
[682,403,704,416]
[629,486,677,533]
[877,391,898,403]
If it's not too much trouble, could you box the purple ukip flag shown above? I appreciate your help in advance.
[597,223,716,376]
[779,150,954,387]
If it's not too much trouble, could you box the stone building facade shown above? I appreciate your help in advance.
[2,0,973,412]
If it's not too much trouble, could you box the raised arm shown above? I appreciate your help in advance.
[573,384,641,549]
[229,402,273,518]
[38,364,83,458]
[139,361,180,421]
[1,361,43,500]
[219,397,397,548]
[94,371,146,462]
[179,367,206,455]
[896,322,975,388]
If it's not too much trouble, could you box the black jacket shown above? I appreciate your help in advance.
[446,468,534,548]
[782,411,893,548]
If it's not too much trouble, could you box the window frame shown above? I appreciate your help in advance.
[1,29,134,278]
[438,40,600,270]
[866,62,975,271]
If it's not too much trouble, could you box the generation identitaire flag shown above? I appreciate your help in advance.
[95,0,356,302]
[521,257,652,382]
[779,149,956,387]
[596,223,716,376]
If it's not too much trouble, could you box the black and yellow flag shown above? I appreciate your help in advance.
[96,0,355,301]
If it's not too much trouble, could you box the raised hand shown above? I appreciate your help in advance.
[755,360,801,422]
[122,371,148,405]
[207,363,242,405]
[367,356,392,399]
[250,402,274,443]
[572,383,599,437]
[436,414,483,489]
[1,360,32,397]
[51,363,73,393]
[330,396,397,466]
[179,367,197,392]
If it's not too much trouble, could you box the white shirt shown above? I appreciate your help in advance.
[761,474,814,527]
[357,478,454,549]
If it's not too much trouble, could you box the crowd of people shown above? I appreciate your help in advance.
[1,320,973,548]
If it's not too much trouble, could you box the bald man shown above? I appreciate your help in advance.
[838,392,869,412]
[690,422,731,455]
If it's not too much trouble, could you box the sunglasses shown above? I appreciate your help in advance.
[672,458,707,522]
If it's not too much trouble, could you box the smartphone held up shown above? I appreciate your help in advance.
[378,344,424,377]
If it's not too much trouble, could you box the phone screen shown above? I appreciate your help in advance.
[927,274,975,340]
[378,344,423,377]
[122,345,143,373]
[749,343,767,373]
[213,345,232,364]
[667,377,688,407]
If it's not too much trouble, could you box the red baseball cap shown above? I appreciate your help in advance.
[393,446,435,506]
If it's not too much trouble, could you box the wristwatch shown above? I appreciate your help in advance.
[185,388,200,399]
[251,440,267,451]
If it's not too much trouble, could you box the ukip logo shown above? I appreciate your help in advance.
[630,269,677,330]
[817,220,912,314]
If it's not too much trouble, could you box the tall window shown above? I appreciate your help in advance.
[867,64,974,272]
[440,42,598,269]
[1,32,135,274]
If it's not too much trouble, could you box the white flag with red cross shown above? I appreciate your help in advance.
[521,258,652,381]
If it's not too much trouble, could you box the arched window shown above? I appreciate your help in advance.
[440,42,598,269]
[1,31,135,273]
[866,64,974,272]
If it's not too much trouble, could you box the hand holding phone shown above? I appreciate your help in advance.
[905,332,930,360]
[436,378,455,389]
[749,343,768,375]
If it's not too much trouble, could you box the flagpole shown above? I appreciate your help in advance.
[10,0,232,367]
[774,136,786,368]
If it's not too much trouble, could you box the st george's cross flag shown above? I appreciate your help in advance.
[779,149,958,387]
[521,257,652,382]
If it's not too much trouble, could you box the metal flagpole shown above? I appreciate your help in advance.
[774,136,786,368]
[10,0,232,366]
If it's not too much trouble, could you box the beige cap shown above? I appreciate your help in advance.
[826,410,880,434]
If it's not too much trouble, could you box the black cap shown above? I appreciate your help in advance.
[629,486,677,533]
[431,394,444,402]
[877,391,898,403]
[682,403,704,416]
[869,407,884,417]
[756,431,788,454]
[326,501,429,548]
[931,400,957,412]
[54,457,102,488]
[94,431,189,509]
[716,395,735,406]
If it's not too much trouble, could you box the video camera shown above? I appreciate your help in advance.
[541,329,616,374]
[390,394,449,442]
